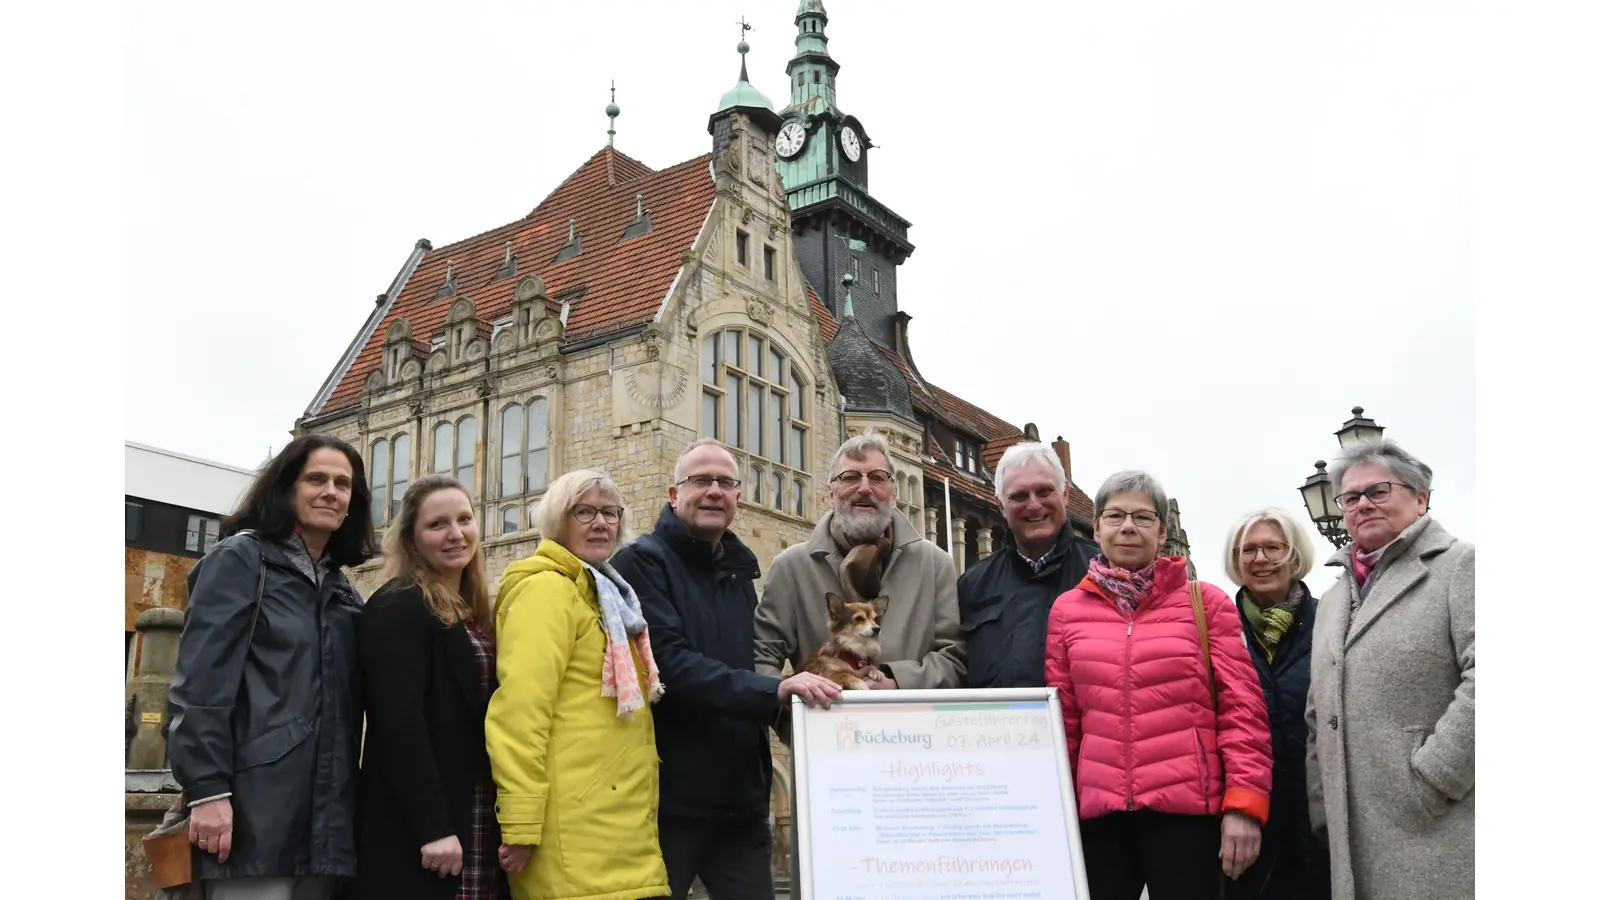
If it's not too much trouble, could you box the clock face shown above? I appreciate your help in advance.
[775,121,807,159]
[839,125,862,162]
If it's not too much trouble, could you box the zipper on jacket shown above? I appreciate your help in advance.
[1124,618,1134,812]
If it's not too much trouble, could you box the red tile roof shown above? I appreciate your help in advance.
[806,282,838,343]
[317,148,716,415]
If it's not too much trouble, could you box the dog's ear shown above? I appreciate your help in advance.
[872,595,889,619]
[827,592,847,620]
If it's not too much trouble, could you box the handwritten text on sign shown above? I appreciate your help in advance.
[801,701,1080,900]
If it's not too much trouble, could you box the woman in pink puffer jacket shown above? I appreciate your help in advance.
[1045,470,1273,900]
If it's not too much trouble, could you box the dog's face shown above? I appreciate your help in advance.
[826,592,889,658]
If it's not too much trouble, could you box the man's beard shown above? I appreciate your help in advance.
[837,500,892,543]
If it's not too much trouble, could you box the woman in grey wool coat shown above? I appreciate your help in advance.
[1305,438,1473,900]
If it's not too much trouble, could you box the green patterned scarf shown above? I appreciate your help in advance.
[1240,582,1305,663]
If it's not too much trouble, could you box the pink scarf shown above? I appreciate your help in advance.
[1352,544,1385,589]
[1088,554,1159,617]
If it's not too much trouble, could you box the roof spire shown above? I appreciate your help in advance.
[605,81,620,147]
[504,241,513,265]
[567,219,577,242]
[635,193,644,219]
[840,269,855,318]
[737,17,753,83]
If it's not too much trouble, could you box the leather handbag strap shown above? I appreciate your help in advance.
[1190,581,1219,713]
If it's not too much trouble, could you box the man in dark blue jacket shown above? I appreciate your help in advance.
[957,442,1096,689]
[611,439,840,900]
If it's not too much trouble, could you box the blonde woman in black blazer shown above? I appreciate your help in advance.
[354,474,513,900]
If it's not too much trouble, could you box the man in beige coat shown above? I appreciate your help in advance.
[754,432,965,692]
[1306,439,1474,900]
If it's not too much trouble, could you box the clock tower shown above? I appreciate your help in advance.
[775,0,915,347]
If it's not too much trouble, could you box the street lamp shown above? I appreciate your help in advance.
[1335,406,1385,449]
[1299,460,1349,549]
[1301,406,1386,548]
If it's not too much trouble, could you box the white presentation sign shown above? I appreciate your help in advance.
[791,688,1090,900]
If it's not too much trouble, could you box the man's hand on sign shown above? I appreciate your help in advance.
[778,672,843,707]
[1219,810,1262,879]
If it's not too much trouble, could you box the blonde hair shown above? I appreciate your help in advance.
[380,474,493,637]
[533,469,634,550]
[1222,507,1317,585]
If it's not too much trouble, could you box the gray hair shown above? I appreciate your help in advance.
[829,430,895,480]
[1093,470,1170,521]
[673,438,741,483]
[1327,438,1433,496]
[1222,507,1316,584]
[994,442,1065,500]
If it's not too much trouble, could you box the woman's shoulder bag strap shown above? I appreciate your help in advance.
[1189,580,1220,713]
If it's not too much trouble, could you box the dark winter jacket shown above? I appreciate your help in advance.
[167,532,363,881]
[957,524,1095,688]
[610,504,782,822]
[352,580,508,900]
[1232,582,1332,900]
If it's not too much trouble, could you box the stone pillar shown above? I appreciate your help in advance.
[952,518,967,573]
[977,527,994,561]
[924,506,939,545]
[126,607,184,770]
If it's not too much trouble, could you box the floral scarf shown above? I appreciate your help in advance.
[583,560,665,717]
[1088,554,1159,617]
[1240,582,1305,663]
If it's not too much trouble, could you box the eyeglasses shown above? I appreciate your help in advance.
[1099,510,1161,529]
[1238,542,1288,561]
[1334,481,1412,510]
[571,504,623,524]
[832,469,893,488]
[676,475,741,491]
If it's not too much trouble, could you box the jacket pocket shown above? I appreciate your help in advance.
[959,596,1010,686]
[575,746,628,803]
[1403,726,1450,822]
[235,717,314,771]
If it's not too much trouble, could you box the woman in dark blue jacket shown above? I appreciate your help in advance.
[1222,508,1332,900]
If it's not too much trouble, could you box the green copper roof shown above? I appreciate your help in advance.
[717,80,773,113]
[715,39,774,114]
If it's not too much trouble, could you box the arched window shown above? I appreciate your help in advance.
[370,438,390,523]
[500,404,523,498]
[500,399,550,502]
[432,422,453,475]
[752,467,764,505]
[432,416,479,493]
[455,416,477,491]
[390,433,411,521]
[792,479,807,517]
[527,398,549,492]
[702,328,811,514]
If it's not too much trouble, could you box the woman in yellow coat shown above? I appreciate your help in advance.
[487,469,670,900]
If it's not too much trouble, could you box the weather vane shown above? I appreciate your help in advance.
[737,16,753,39]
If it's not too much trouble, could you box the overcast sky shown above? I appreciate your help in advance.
[126,0,1471,592]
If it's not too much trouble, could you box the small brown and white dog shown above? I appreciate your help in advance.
[804,540,892,691]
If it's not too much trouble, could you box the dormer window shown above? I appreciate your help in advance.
[621,194,652,240]
[553,219,581,262]
[954,436,982,474]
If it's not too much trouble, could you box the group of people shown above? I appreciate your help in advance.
[163,427,1472,900]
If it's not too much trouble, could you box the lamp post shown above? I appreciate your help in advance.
[1300,407,1386,548]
